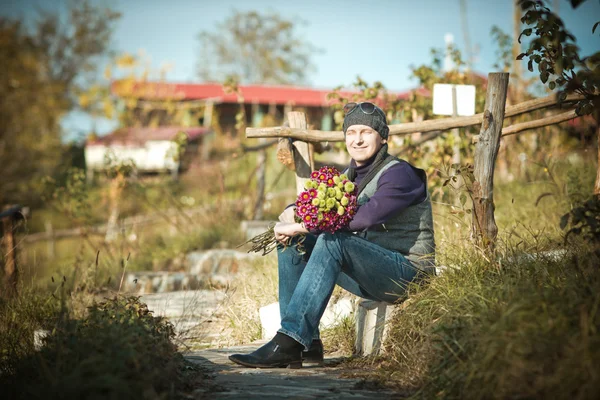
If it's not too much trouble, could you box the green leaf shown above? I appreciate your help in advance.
[558,91,568,102]
[560,213,569,230]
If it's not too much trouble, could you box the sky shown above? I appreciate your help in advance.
[1,0,599,140]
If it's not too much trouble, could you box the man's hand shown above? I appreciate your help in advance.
[274,222,308,244]
[278,206,296,223]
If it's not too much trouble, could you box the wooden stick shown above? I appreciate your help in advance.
[241,139,278,152]
[501,109,578,137]
[277,138,295,170]
[287,112,313,194]
[471,72,510,251]
[471,109,579,143]
[246,93,585,142]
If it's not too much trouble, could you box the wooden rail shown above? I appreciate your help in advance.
[246,93,584,142]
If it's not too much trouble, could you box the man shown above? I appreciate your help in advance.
[229,101,435,369]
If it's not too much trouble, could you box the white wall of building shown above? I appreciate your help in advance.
[85,140,180,172]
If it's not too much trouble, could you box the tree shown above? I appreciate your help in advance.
[196,10,318,85]
[0,1,120,206]
[517,0,599,194]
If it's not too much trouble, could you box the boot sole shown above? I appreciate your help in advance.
[229,356,302,369]
[302,355,325,367]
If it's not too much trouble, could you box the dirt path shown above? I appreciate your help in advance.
[185,342,400,399]
[142,290,402,398]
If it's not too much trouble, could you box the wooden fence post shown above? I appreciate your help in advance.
[287,112,314,194]
[472,72,510,250]
[45,220,56,258]
[594,108,600,197]
[1,205,21,298]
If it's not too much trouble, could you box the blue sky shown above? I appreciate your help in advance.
[1,0,599,140]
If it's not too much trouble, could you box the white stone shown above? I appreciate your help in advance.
[34,329,49,351]
[259,302,281,340]
[187,249,260,275]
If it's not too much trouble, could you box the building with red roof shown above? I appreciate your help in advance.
[87,81,416,178]
[110,80,415,135]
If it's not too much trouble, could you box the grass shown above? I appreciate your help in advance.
[218,255,279,345]
[365,238,600,400]
[19,142,296,288]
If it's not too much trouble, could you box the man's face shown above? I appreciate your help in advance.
[345,124,386,166]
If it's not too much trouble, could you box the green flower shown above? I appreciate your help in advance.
[344,182,355,193]
[341,197,349,206]
[312,198,320,206]
[337,182,344,189]
[326,198,336,209]
[337,206,345,215]
[333,176,341,184]
[327,188,336,197]
[335,188,343,200]
[317,191,326,199]
[340,174,348,180]
[319,199,326,208]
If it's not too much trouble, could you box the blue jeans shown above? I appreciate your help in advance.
[277,231,421,350]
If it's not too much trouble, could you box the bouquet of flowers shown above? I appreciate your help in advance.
[243,166,358,255]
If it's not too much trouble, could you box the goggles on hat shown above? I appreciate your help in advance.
[343,102,386,119]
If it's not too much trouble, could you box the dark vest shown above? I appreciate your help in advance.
[354,158,436,272]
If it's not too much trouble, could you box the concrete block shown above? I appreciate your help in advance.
[355,299,394,356]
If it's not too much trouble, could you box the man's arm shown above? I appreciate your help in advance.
[278,205,296,223]
[348,162,426,232]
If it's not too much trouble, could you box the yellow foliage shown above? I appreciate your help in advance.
[115,53,137,68]
[103,65,112,80]
[103,98,114,119]
[78,93,90,108]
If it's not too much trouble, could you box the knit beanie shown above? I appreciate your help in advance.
[342,103,389,140]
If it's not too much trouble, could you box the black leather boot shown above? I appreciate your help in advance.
[229,336,302,369]
[302,339,324,366]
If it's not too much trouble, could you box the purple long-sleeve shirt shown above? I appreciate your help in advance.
[347,158,426,232]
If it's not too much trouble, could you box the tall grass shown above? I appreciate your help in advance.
[377,239,600,399]
[218,255,279,345]
[361,152,600,399]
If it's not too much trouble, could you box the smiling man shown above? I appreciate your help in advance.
[229,101,436,369]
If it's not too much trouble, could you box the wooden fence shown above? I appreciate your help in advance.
[244,72,584,250]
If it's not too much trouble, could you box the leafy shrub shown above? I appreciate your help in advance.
[0,290,61,375]
[1,295,203,400]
